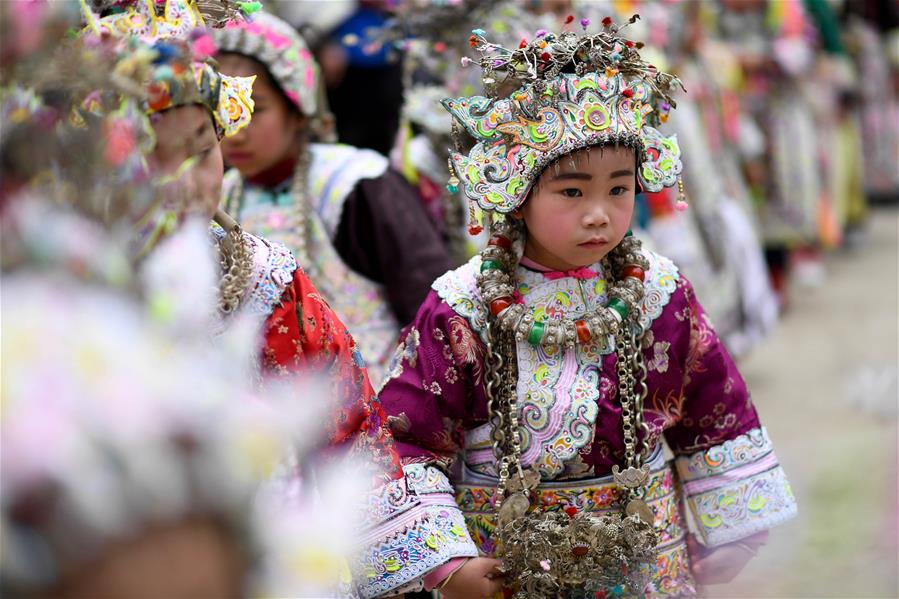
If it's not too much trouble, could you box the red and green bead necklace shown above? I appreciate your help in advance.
[476,223,649,347]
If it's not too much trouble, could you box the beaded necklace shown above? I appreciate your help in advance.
[476,219,650,347]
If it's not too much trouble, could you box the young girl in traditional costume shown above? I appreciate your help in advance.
[379,16,798,598]
[76,0,400,484]
[212,12,453,385]
[71,3,471,596]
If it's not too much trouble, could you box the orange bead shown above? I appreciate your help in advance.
[621,265,645,281]
[575,320,591,344]
[490,297,513,316]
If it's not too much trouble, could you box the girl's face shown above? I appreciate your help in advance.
[216,53,305,178]
[148,104,224,220]
[520,146,636,271]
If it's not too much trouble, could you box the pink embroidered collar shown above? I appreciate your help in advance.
[520,256,599,281]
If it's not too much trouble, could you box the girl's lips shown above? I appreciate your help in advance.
[578,238,608,248]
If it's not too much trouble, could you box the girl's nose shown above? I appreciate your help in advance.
[224,126,248,146]
[583,203,610,228]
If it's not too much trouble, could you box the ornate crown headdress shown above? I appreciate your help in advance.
[80,0,257,138]
[444,15,685,233]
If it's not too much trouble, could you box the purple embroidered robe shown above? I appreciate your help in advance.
[377,249,797,593]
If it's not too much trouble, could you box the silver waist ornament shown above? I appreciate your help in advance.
[484,313,658,598]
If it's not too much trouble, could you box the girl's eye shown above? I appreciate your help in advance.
[560,188,582,198]
[610,186,629,196]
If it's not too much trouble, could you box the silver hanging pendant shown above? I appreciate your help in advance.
[498,491,530,526]
[505,466,541,494]
[612,464,650,489]
[626,498,655,525]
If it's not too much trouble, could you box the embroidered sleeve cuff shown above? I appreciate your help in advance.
[355,464,479,598]
[675,427,797,547]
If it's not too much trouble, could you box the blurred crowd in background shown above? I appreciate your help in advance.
[272,0,899,358]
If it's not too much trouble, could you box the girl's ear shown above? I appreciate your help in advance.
[511,209,524,220]
[290,114,311,150]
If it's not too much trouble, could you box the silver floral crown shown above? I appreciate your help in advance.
[443,15,686,230]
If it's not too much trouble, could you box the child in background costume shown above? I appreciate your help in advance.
[379,15,797,598]
[73,3,471,595]
[213,12,453,386]
[78,0,399,483]
[0,21,362,596]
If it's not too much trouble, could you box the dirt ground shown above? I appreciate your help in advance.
[711,206,899,598]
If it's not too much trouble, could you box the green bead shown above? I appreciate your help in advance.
[446,183,459,193]
[607,297,629,320]
[527,321,546,345]
[625,229,634,237]
[239,1,262,14]
[480,260,501,272]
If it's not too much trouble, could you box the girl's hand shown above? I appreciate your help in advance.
[439,557,505,599]
[687,534,758,585]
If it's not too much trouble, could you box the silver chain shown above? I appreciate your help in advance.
[486,321,525,507]
[486,309,648,507]
[615,321,649,473]
[635,332,651,463]
[485,321,509,500]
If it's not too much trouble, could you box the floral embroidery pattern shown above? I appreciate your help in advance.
[357,465,477,598]
[674,427,797,546]
[385,327,421,383]
[646,388,686,431]
[387,412,412,435]
[677,427,773,478]
[682,281,715,384]
[643,331,671,374]
[684,467,796,547]
[410,423,465,472]
[448,315,483,383]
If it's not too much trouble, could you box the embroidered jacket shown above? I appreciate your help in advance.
[377,250,797,592]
